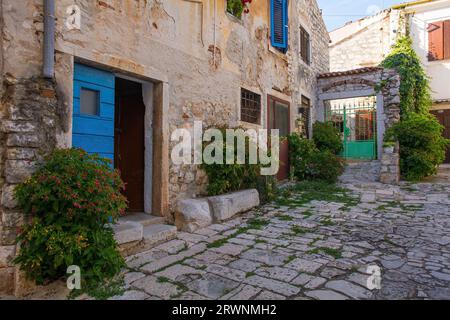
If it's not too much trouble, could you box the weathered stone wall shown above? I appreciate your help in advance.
[0,0,329,295]
[0,76,63,295]
[317,68,401,184]
[329,10,393,72]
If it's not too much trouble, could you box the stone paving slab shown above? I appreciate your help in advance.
[118,165,450,300]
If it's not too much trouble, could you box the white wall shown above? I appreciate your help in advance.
[408,1,450,102]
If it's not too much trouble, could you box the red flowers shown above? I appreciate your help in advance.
[242,0,252,14]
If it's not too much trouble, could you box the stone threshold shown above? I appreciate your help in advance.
[112,213,177,257]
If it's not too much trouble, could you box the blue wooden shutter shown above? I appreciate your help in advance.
[271,0,288,49]
[72,64,115,163]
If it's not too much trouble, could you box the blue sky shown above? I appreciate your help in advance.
[317,0,408,31]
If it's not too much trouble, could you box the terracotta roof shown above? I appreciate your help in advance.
[434,99,450,104]
[318,67,384,79]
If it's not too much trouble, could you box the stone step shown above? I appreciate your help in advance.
[141,224,178,252]
[113,221,143,245]
[120,213,166,226]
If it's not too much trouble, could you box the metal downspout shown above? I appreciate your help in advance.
[43,0,55,78]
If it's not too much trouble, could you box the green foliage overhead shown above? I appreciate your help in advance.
[381,36,432,116]
[312,122,343,155]
[14,149,127,298]
[385,113,450,181]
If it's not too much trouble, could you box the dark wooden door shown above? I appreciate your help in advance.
[268,96,290,181]
[431,109,450,164]
[115,79,145,212]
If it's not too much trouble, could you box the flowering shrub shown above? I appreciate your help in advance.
[14,149,127,298]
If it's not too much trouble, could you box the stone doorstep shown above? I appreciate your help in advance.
[113,214,177,256]
[175,189,260,233]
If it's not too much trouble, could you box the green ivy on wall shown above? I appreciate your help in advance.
[381,36,432,116]
[381,36,450,181]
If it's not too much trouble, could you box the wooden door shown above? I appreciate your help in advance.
[115,78,145,212]
[268,96,290,181]
[72,64,115,163]
[431,109,450,164]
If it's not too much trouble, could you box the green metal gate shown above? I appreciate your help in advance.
[325,98,377,160]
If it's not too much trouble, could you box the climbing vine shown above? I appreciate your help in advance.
[381,36,450,181]
[380,36,432,117]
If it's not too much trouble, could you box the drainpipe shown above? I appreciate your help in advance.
[43,0,55,79]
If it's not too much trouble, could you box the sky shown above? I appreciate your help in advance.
[317,0,408,31]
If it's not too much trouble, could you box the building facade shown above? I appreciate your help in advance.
[329,0,450,163]
[0,0,329,295]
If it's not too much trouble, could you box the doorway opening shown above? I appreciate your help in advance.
[115,78,146,213]
[268,95,291,181]
[325,96,377,160]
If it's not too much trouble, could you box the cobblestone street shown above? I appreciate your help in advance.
[115,163,450,300]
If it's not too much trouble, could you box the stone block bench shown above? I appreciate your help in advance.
[175,189,260,233]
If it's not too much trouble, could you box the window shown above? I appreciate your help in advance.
[428,20,450,61]
[241,88,261,124]
[80,88,100,116]
[300,26,311,65]
[298,95,311,138]
[270,0,288,51]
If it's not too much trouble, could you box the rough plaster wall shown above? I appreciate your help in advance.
[330,16,391,72]
[0,0,329,213]
[0,0,330,294]
[292,0,330,130]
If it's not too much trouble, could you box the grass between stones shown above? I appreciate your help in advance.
[207,218,270,249]
[307,247,343,259]
[276,214,294,221]
[284,255,296,264]
[275,181,359,209]
[291,225,309,235]
[157,276,190,299]
[377,201,423,213]
[320,216,336,226]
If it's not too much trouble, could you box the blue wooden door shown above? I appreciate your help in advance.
[72,64,115,163]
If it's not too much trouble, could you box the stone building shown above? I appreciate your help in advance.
[329,0,450,163]
[0,0,330,295]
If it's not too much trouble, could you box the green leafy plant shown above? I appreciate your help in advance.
[288,133,345,183]
[201,127,275,200]
[312,122,343,155]
[14,149,127,298]
[385,113,450,181]
[381,36,432,116]
[381,36,449,181]
[227,0,245,19]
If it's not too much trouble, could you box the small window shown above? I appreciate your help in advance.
[270,0,288,51]
[300,26,311,65]
[428,20,450,61]
[80,88,100,116]
[298,95,311,138]
[241,88,261,124]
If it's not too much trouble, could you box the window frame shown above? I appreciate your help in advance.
[428,19,450,62]
[80,87,101,116]
[270,0,289,52]
[298,95,311,138]
[299,25,311,65]
[240,88,262,125]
